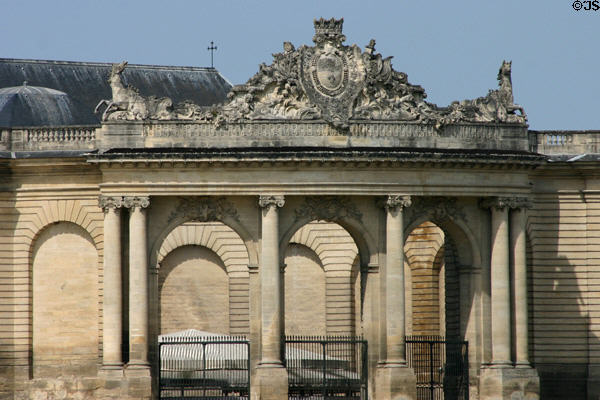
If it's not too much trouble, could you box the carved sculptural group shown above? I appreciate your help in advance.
[96,19,527,128]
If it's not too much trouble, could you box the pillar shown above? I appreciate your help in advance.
[376,195,416,400]
[480,197,539,400]
[488,198,512,366]
[99,196,123,372]
[510,199,531,367]
[124,196,150,370]
[254,195,287,400]
[384,195,411,364]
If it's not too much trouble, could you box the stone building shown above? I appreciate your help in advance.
[0,18,597,400]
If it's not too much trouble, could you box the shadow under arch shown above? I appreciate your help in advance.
[280,215,377,270]
[404,212,483,387]
[150,212,258,270]
[405,213,481,270]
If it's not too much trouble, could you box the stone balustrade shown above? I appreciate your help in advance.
[0,125,98,151]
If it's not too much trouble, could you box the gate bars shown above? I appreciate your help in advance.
[285,336,368,400]
[158,335,250,400]
[405,336,469,400]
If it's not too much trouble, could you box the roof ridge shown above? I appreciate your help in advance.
[0,57,219,72]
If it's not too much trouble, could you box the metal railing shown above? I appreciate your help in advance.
[158,335,250,400]
[284,335,368,400]
[406,336,468,400]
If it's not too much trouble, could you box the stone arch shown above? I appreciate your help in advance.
[154,221,251,336]
[159,245,230,335]
[21,199,103,375]
[284,220,363,336]
[404,210,481,365]
[156,221,250,275]
[405,212,480,270]
[150,209,257,270]
[289,221,359,272]
[22,198,103,255]
[281,215,376,270]
[30,221,99,377]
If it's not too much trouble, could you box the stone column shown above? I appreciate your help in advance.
[376,195,416,400]
[485,197,512,366]
[99,196,123,372]
[480,197,539,400]
[124,196,150,370]
[510,198,531,367]
[383,195,412,364]
[255,195,288,400]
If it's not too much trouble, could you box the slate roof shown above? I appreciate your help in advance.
[0,84,86,127]
[0,58,232,127]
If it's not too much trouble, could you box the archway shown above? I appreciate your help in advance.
[404,221,461,339]
[284,220,362,337]
[154,221,251,336]
[159,245,230,334]
[31,222,99,378]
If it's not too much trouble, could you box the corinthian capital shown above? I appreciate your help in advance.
[99,195,123,212]
[123,196,150,209]
[258,195,285,210]
[381,195,412,212]
[507,197,533,210]
[480,196,510,210]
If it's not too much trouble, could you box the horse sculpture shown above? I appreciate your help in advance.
[494,60,527,122]
[447,60,527,124]
[95,61,173,121]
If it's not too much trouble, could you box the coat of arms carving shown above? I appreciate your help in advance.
[299,18,365,128]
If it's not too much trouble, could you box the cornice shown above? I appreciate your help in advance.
[88,147,545,170]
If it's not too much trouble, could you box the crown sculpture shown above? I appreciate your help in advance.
[96,18,527,129]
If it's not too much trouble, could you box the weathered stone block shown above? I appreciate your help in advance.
[375,365,417,400]
[479,366,539,400]
[254,365,288,400]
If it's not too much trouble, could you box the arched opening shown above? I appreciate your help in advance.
[284,221,363,337]
[153,221,251,337]
[31,222,98,378]
[405,221,462,340]
[159,245,230,335]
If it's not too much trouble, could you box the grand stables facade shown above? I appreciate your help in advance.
[0,19,597,400]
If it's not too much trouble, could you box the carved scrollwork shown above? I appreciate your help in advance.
[98,195,123,212]
[258,195,285,210]
[408,197,467,224]
[123,196,150,209]
[168,197,239,223]
[94,23,526,128]
[481,196,532,211]
[295,196,362,222]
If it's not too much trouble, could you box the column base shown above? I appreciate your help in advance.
[99,364,124,379]
[375,363,417,400]
[125,362,151,377]
[253,363,288,400]
[479,365,539,400]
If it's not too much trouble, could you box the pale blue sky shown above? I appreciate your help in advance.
[1,0,598,130]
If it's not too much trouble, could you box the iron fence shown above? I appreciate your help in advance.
[284,335,368,400]
[405,336,468,400]
[158,335,250,400]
